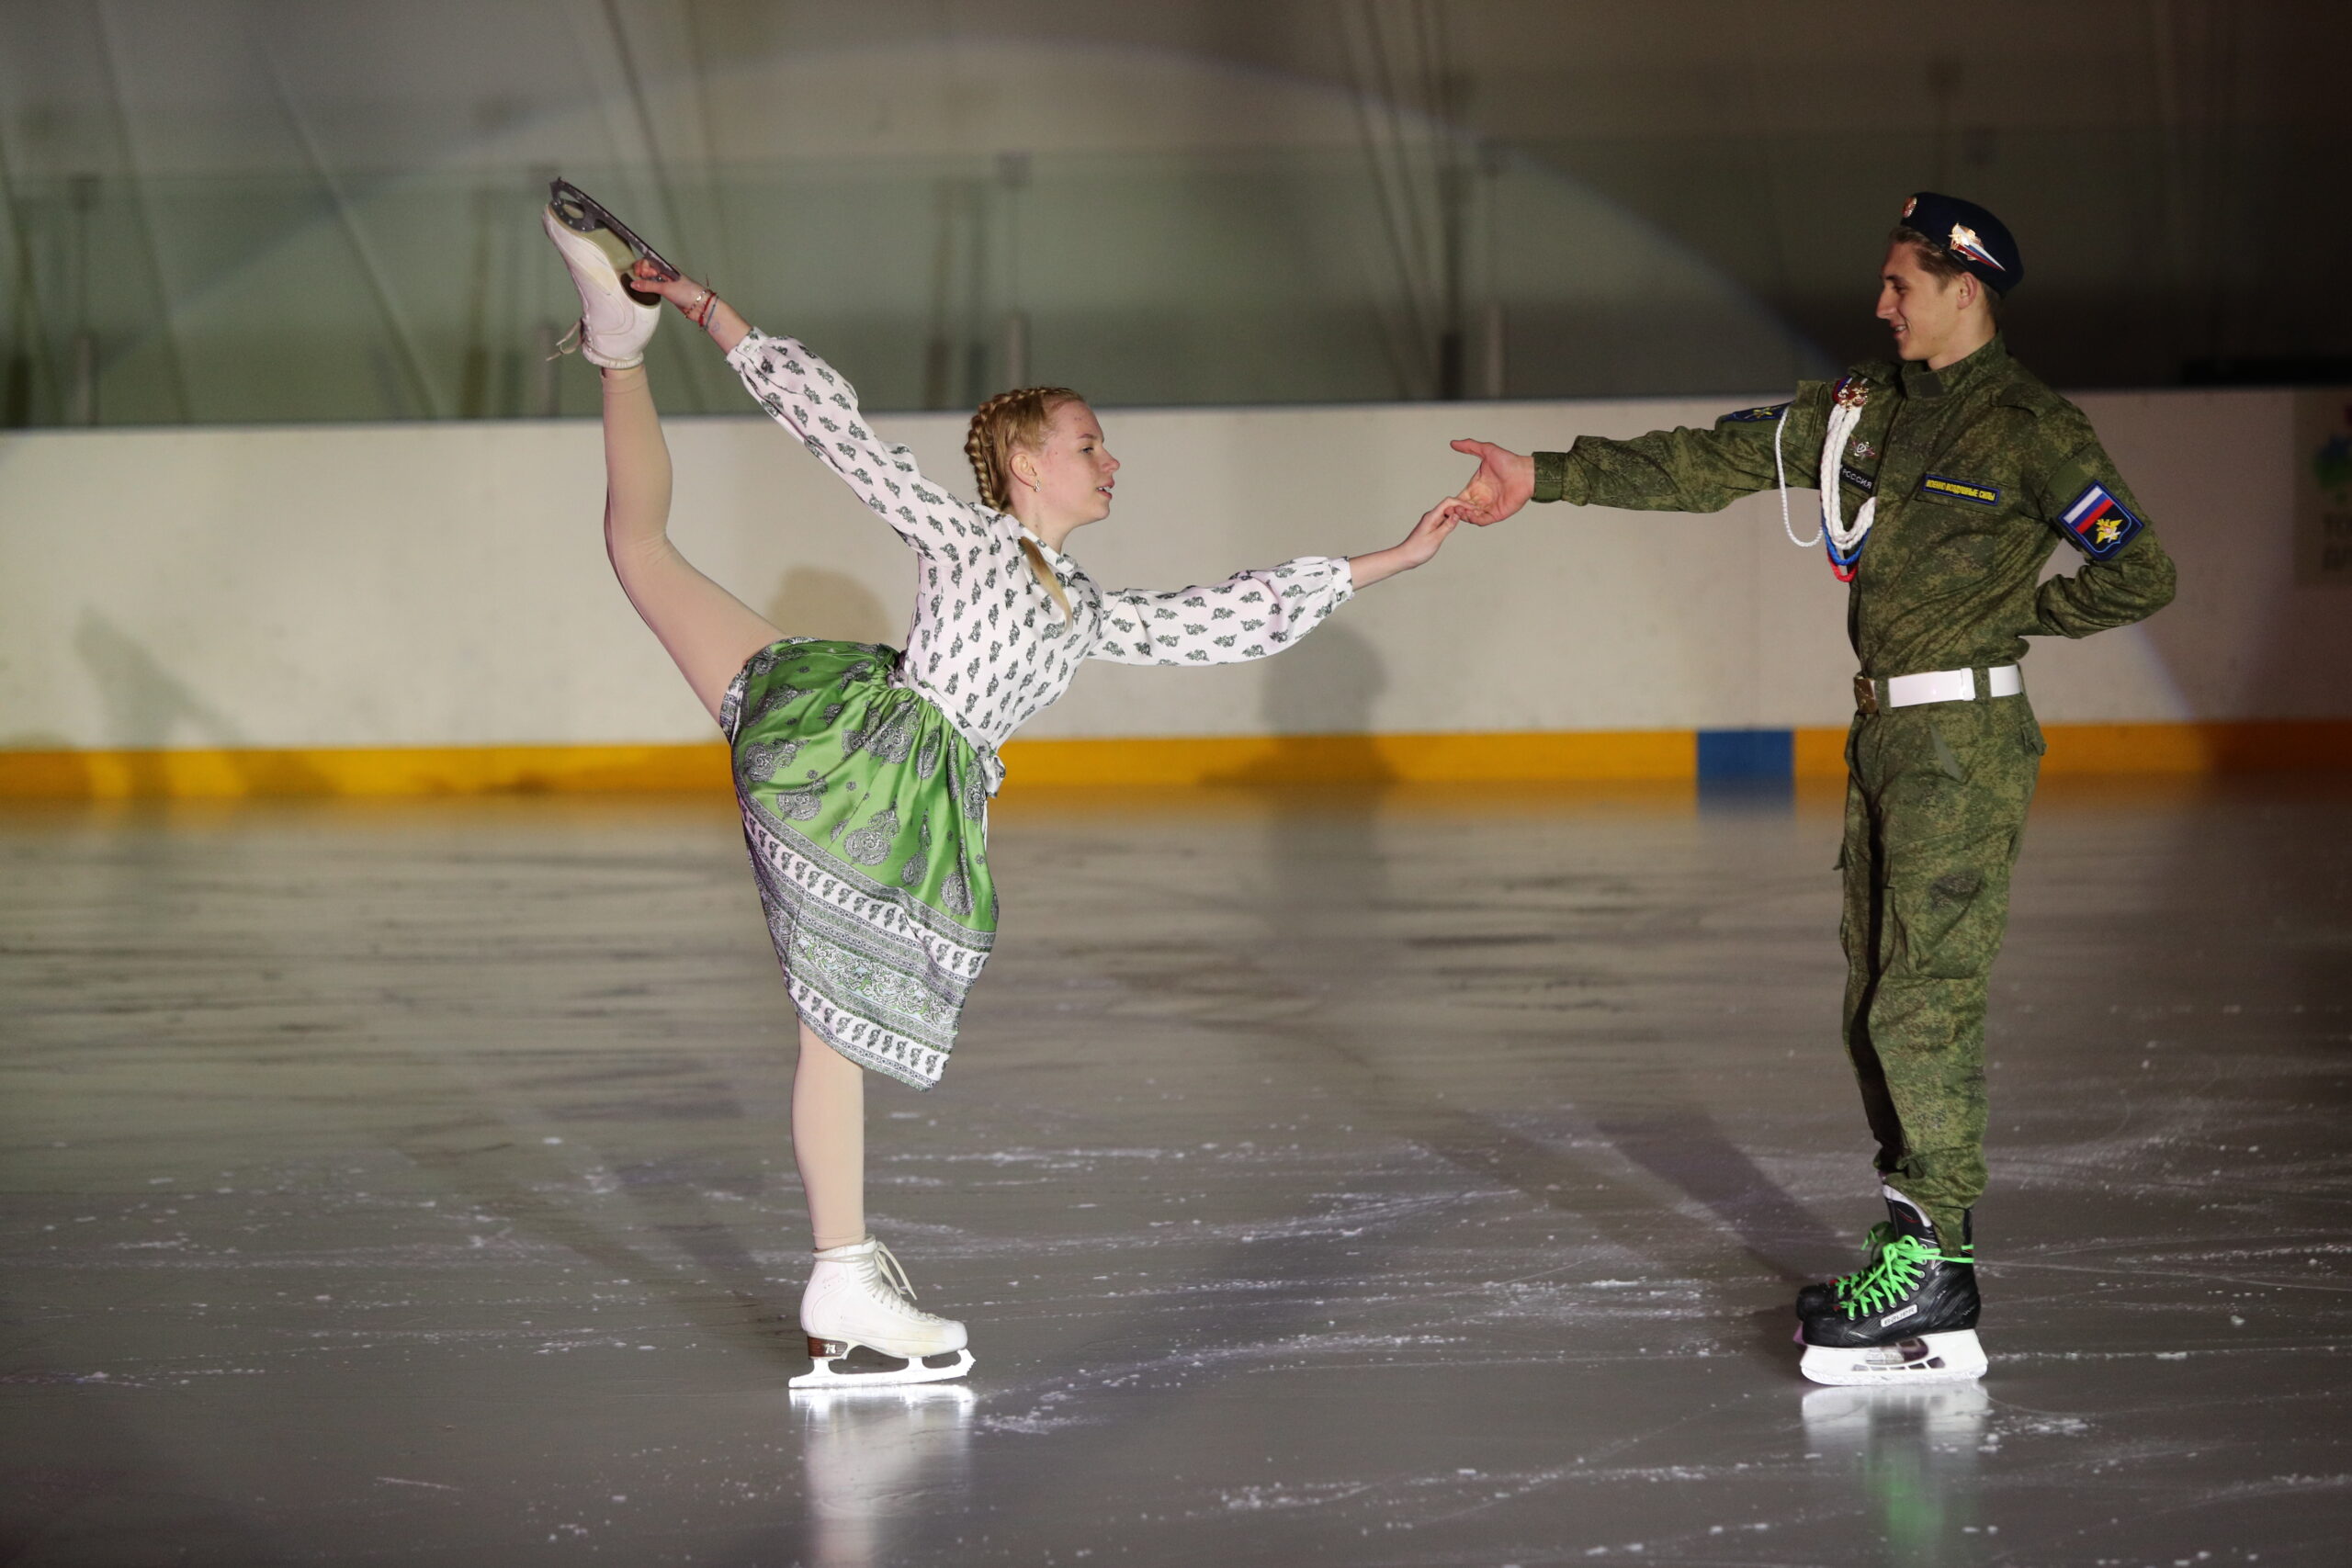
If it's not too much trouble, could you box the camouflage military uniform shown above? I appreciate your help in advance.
[1530,334,2177,1249]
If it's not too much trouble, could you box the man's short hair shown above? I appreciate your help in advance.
[1891,226,2003,321]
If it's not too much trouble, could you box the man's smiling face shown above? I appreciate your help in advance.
[1875,240,1970,365]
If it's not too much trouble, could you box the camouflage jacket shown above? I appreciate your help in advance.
[1530,336,2178,677]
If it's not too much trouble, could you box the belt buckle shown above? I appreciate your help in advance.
[1853,674,1879,716]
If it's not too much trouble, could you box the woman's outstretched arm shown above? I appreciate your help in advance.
[600,363,781,724]
[1088,501,1460,668]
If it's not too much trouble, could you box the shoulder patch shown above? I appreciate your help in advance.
[2058,482,2145,559]
[1918,473,2001,507]
[1719,401,1790,424]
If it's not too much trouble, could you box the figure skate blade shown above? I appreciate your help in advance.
[790,1339,975,1393]
[1800,1329,1986,1387]
[547,177,679,292]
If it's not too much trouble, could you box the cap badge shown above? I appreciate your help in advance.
[1902,196,1918,219]
[1947,222,2006,270]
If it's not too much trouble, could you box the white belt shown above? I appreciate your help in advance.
[1857,664,2021,714]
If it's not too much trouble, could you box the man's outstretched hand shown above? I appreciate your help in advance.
[1446,439,1536,525]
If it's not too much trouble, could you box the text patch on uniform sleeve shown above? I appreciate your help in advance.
[2058,481,2144,559]
[1718,401,1789,424]
[1918,473,2001,506]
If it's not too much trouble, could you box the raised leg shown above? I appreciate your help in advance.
[598,363,781,723]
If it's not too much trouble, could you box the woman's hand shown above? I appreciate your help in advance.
[1347,499,1464,588]
[624,257,706,310]
[624,259,751,355]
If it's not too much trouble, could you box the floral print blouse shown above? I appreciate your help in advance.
[728,330,1356,794]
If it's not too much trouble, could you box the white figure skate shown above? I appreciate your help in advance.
[791,1236,975,1391]
[539,178,666,370]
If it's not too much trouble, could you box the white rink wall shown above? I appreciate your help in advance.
[1,386,2343,756]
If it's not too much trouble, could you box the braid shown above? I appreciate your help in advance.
[965,386,1080,513]
[963,391,1016,512]
[966,385,1083,621]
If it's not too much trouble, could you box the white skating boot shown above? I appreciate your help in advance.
[539,178,665,369]
[792,1236,974,1391]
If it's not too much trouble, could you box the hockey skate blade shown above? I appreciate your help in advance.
[790,1338,975,1393]
[1799,1329,1986,1387]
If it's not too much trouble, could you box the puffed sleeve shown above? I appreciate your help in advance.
[1087,556,1355,666]
[728,329,986,552]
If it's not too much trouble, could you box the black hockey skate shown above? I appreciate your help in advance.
[1795,1194,1984,1386]
[1793,1189,1973,1318]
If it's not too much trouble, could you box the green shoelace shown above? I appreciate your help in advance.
[1828,1220,1899,1303]
[1838,1234,1969,1317]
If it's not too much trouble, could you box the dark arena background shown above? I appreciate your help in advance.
[4,5,2348,1565]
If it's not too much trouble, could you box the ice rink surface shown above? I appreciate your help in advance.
[3,777,2346,1566]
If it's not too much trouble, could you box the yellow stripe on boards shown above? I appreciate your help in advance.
[1792,720,2352,779]
[1000,730,1696,788]
[2035,721,2352,774]
[0,744,733,800]
[0,722,2346,800]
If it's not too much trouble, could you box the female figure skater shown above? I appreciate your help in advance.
[542,186,1457,1387]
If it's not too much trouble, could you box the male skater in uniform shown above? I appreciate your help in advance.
[1444,193,2177,1384]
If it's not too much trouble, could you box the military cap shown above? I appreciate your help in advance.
[1898,192,2023,294]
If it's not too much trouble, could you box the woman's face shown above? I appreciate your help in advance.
[1014,400,1119,532]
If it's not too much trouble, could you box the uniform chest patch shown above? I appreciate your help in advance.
[2060,482,2145,559]
[1919,473,2001,507]
[1721,401,1788,423]
[1849,438,1878,461]
[1838,462,1876,493]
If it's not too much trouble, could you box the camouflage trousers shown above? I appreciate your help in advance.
[1839,692,2046,1253]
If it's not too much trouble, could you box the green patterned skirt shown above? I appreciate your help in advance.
[721,639,997,1089]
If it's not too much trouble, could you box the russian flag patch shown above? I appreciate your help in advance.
[2059,481,2144,560]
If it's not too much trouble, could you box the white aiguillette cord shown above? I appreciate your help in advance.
[1773,392,1876,558]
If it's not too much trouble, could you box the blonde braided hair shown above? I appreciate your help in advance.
[966,385,1083,621]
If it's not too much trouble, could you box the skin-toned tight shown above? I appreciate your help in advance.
[599,363,868,1254]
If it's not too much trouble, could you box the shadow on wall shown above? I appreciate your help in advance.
[1203,620,1396,786]
[73,609,332,795]
[762,567,897,648]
